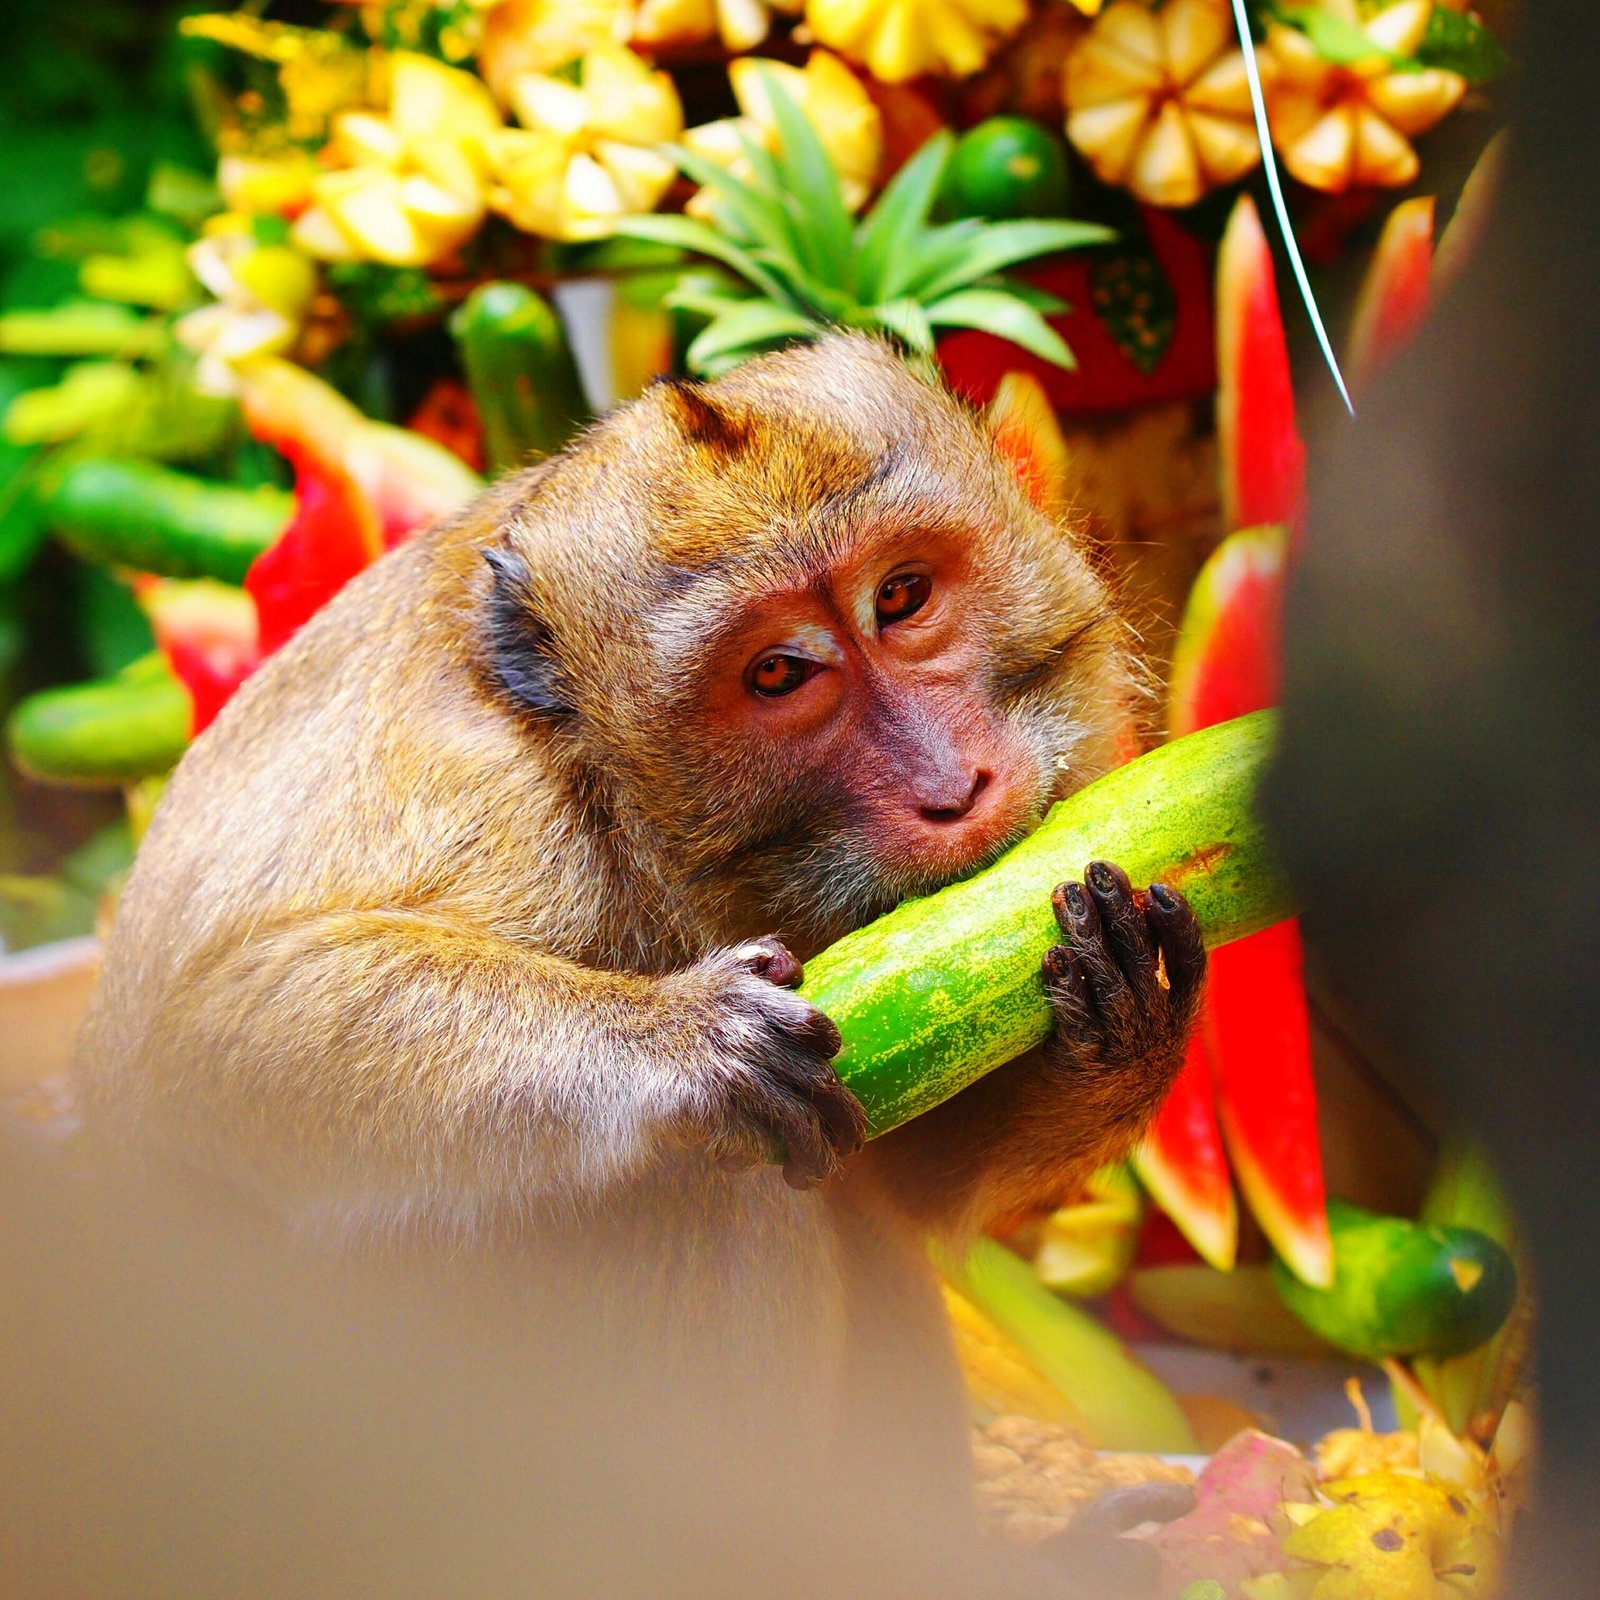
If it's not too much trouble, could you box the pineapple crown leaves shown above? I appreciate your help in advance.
[611,74,1114,379]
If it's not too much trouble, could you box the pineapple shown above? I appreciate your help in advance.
[633,0,803,54]
[612,72,1111,377]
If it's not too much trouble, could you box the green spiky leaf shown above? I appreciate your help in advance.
[609,213,791,304]
[906,219,1116,303]
[855,132,954,305]
[614,92,1110,378]
[925,290,1077,370]
[871,299,936,356]
[685,302,820,371]
[758,71,856,295]
[667,141,803,269]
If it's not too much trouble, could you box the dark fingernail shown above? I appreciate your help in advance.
[1149,882,1176,910]
[1087,861,1115,893]
[1064,882,1088,917]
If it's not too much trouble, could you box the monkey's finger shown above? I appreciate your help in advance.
[1042,944,1098,1050]
[810,1075,868,1157]
[1054,878,1136,1047]
[774,1098,838,1190]
[1145,881,1206,1018]
[733,936,805,989]
[783,1005,842,1058]
[1085,860,1162,1011]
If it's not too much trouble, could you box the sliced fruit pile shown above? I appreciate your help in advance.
[965,1391,1530,1599]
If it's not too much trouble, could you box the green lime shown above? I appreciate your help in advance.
[940,117,1072,221]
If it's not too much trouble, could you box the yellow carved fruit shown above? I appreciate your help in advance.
[633,0,803,53]
[1263,0,1466,192]
[1283,1471,1503,1599]
[491,45,682,240]
[805,0,1029,84]
[290,53,500,267]
[1063,0,1267,208]
[475,0,633,102]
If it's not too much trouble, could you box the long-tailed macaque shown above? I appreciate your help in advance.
[76,335,1204,1587]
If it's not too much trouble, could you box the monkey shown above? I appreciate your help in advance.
[74,334,1205,1589]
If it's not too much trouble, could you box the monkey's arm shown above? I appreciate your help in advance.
[132,910,861,1218]
[860,863,1204,1240]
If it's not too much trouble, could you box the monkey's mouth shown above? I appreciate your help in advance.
[878,780,1049,900]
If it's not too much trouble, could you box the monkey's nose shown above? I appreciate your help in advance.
[918,769,991,824]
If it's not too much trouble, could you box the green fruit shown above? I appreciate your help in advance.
[41,458,291,585]
[940,117,1071,221]
[800,710,1290,1136]
[1273,1199,1518,1362]
[449,282,590,474]
[7,652,190,788]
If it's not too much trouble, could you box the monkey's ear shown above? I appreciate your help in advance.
[653,375,751,458]
[985,374,1071,521]
[482,546,572,717]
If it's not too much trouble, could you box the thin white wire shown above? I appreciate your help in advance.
[1227,0,1357,416]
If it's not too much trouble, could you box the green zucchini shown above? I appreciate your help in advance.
[449,283,589,474]
[41,458,291,585]
[7,651,191,788]
[1273,1198,1518,1362]
[800,709,1289,1135]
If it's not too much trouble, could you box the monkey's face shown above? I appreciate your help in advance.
[690,526,1060,919]
[487,338,1131,952]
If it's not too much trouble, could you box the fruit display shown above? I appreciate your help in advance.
[0,4,1529,1593]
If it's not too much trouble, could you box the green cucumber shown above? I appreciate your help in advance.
[801,709,1289,1136]
[41,458,291,584]
[449,283,589,474]
[7,651,191,787]
[1273,1198,1518,1362]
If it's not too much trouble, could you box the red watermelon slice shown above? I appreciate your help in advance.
[1133,1031,1238,1272]
[1216,195,1306,535]
[1347,196,1435,397]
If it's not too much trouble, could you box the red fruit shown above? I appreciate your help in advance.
[1347,196,1434,397]
[1133,1032,1238,1272]
[1216,195,1305,534]
[1167,525,1287,738]
[984,370,1071,518]
[1206,923,1333,1289]
[938,208,1216,414]
[137,577,260,738]
[245,446,382,659]
[1166,526,1332,1290]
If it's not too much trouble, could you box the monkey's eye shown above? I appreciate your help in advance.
[876,572,931,626]
[749,653,816,698]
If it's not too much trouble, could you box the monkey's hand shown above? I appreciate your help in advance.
[686,937,867,1192]
[1041,859,1206,1085]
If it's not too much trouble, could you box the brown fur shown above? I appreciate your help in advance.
[76,336,1186,1530]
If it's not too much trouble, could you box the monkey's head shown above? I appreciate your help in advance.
[481,336,1135,953]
